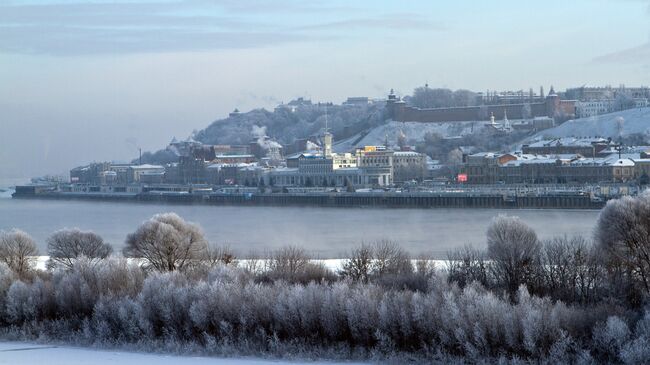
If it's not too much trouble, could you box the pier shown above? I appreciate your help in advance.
[12,189,605,209]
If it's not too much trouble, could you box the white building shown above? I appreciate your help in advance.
[128,164,166,183]
[575,100,616,118]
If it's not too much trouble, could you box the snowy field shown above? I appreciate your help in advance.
[0,342,368,365]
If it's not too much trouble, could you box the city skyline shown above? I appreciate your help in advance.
[1,0,649,178]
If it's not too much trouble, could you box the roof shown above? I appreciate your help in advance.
[214,154,255,159]
[393,151,421,157]
[130,164,164,170]
[612,159,635,167]
[526,137,608,148]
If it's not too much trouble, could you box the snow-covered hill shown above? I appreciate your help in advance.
[333,120,482,152]
[531,107,650,140]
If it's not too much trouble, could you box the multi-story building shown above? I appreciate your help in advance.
[127,164,166,183]
[522,138,612,158]
[575,100,616,117]
[393,151,427,183]
[356,147,394,186]
[462,151,645,184]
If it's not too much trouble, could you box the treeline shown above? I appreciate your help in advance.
[2,194,650,363]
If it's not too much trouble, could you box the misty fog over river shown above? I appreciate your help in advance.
[0,194,600,258]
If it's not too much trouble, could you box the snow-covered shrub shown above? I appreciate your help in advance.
[592,316,630,362]
[5,278,54,324]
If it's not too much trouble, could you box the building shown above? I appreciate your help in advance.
[462,150,646,184]
[565,86,650,101]
[128,164,166,183]
[393,151,427,183]
[343,97,370,106]
[522,138,612,158]
[356,147,394,186]
[70,162,111,184]
[212,155,256,164]
[575,100,616,118]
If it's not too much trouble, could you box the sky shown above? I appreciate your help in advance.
[1,0,649,179]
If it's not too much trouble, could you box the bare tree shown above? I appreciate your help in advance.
[372,240,412,277]
[204,243,237,267]
[446,245,488,288]
[267,245,310,279]
[47,228,112,270]
[0,229,38,278]
[340,243,374,283]
[487,215,541,297]
[123,213,207,272]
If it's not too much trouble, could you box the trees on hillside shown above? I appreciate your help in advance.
[409,86,478,109]
[124,213,208,272]
[47,228,112,270]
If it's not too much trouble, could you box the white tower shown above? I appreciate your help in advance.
[323,106,332,157]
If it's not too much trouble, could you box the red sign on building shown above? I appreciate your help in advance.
[457,173,468,183]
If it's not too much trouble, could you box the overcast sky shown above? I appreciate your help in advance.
[1,0,649,179]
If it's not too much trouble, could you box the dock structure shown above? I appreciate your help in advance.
[12,189,605,209]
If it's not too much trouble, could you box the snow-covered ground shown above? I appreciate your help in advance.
[333,120,483,152]
[0,342,368,365]
[31,256,448,271]
[530,107,650,140]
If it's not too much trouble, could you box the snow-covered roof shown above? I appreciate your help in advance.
[207,162,258,169]
[611,158,635,167]
[214,154,255,159]
[130,164,164,170]
[393,151,421,156]
[470,152,500,158]
[526,137,608,148]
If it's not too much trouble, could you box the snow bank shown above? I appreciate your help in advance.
[0,342,368,365]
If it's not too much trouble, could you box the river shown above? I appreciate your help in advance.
[0,191,601,258]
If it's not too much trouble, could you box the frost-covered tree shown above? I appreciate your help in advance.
[410,87,454,108]
[124,213,208,272]
[47,228,112,270]
[596,193,650,295]
[0,229,38,278]
[487,215,541,297]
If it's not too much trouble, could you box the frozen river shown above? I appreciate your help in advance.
[0,193,601,258]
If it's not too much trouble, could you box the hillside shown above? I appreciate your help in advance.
[194,104,385,146]
[530,107,650,141]
[137,103,386,163]
[333,120,482,152]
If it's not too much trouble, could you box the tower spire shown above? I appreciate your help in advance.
[323,105,332,157]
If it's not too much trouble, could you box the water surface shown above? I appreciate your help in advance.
[0,194,600,258]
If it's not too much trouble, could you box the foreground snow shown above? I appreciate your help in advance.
[0,342,368,365]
